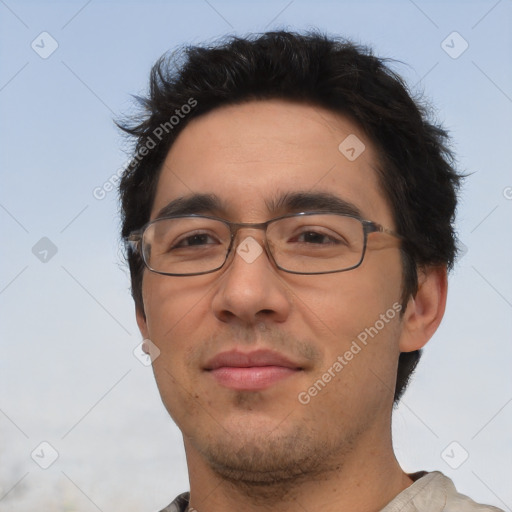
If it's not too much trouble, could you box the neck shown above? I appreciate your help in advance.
[184,427,413,512]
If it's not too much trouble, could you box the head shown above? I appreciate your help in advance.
[118,31,461,484]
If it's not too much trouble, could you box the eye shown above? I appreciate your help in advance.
[290,227,346,246]
[296,230,338,245]
[172,231,220,249]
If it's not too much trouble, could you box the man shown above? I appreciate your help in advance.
[118,31,502,511]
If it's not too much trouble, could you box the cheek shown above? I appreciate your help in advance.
[142,273,212,342]
[293,280,402,419]
[288,251,403,400]
[289,253,402,341]
[141,275,214,422]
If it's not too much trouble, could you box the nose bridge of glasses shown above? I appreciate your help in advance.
[230,220,270,246]
[225,222,277,270]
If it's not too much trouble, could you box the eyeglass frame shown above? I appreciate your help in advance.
[127,211,404,277]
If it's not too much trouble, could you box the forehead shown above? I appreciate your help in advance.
[151,99,393,225]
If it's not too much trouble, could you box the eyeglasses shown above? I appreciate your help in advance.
[127,212,403,277]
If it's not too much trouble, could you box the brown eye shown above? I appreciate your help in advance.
[173,233,218,248]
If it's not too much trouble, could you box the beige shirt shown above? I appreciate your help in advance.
[160,471,505,511]
[381,471,504,511]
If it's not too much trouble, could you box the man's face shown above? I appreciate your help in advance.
[137,100,406,482]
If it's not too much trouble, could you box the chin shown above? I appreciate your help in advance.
[188,413,354,490]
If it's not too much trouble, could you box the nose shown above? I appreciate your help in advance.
[211,232,292,327]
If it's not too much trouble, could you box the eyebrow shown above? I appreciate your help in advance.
[154,194,227,219]
[154,191,363,220]
[267,191,363,218]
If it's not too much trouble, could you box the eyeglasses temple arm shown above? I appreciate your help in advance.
[364,221,404,240]
[126,232,142,253]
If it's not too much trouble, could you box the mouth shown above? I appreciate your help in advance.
[204,350,304,391]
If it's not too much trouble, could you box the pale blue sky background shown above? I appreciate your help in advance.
[1,1,511,510]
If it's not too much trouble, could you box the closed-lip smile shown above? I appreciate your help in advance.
[204,349,303,391]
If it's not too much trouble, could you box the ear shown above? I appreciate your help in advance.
[399,265,448,352]
[136,304,150,340]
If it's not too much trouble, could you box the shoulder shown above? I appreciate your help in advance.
[438,472,504,512]
[157,491,190,512]
[382,472,504,512]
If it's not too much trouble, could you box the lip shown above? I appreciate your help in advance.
[204,350,303,391]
